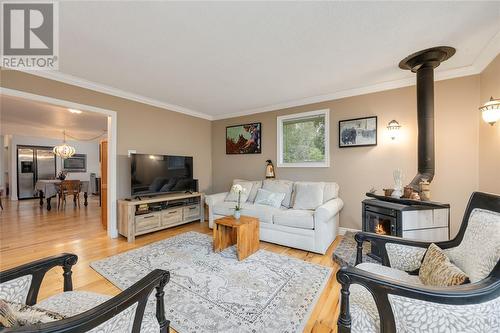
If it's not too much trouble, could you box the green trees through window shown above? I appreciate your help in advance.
[282,115,326,163]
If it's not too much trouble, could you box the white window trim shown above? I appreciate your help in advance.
[277,109,330,168]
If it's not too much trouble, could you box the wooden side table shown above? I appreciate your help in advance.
[213,215,260,261]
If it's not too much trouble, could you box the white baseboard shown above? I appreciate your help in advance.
[338,227,361,236]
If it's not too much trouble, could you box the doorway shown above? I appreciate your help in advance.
[0,88,118,238]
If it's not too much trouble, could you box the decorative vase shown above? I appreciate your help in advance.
[234,210,241,219]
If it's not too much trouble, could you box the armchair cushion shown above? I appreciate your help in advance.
[419,243,469,286]
[385,243,426,271]
[446,208,500,282]
[389,294,500,333]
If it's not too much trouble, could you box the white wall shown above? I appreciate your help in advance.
[9,135,100,200]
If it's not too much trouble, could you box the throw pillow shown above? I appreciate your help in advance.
[293,182,325,210]
[0,299,65,328]
[233,179,262,203]
[224,181,253,203]
[262,179,294,208]
[419,243,470,287]
[254,189,286,208]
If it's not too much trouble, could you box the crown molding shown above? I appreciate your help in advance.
[211,63,482,120]
[15,30,499,122]
[16,69,214,121]
[212,32,500,120]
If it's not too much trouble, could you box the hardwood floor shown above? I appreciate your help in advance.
[0,196,341,332]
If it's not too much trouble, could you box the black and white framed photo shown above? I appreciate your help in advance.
[338,116,377,148]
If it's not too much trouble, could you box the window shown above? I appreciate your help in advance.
[277,109,329,167]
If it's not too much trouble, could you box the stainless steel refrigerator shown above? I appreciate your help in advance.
[17,146,56,199]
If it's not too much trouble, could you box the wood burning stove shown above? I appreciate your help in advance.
[362,197,450,261]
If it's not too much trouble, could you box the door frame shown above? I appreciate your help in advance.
[0,87,119,239]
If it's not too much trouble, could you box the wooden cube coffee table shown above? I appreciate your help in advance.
[213,215,260,261]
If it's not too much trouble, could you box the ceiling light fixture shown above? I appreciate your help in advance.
[68,109,82,114]
[53,130,76,159]
[479,97,500,126]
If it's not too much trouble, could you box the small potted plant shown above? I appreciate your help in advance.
[232,184,245,219]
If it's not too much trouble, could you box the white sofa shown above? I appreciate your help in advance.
[205,179,344,254]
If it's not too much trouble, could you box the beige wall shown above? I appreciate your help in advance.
[479,55,500,193]
[0,70,213,199]
[212,75,481,237]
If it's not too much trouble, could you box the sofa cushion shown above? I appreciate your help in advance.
[263,179,294,208]
[213,201,239,216]
[241,204,284,224]
[234,179,262,203]
[419,243,469,287]
[254,189,286,208]
[323,182,339,203]
[273,209,315,230]
[213,202,282,224]
[224,181,253,203]
[293,182,324,210]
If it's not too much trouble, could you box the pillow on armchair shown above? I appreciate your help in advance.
[419,243,470,287]
[0,299,65,328]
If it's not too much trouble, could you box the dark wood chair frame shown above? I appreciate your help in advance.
[336,191,500,333]
[0,253,170,333]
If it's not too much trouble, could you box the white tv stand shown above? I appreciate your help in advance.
[117,192,204,242]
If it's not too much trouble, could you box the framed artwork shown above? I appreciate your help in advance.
[339,116,377,148]
[226,123,262,154]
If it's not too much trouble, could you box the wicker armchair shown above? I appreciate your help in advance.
[0,253,170,332]
[337,192,500,333]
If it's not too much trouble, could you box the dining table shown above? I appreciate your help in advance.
[35,180,90,211]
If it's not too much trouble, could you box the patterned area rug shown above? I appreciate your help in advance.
[91,231,332,333]
[332,231,379,267]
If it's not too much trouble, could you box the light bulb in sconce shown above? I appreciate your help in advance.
[479,97,500,126]
[387,120,401,140]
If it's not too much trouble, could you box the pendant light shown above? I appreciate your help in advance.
[53,130,76,159]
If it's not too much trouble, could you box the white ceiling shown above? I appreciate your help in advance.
[32,1,500,119]
[0,95,108,137]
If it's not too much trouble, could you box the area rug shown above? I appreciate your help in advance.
[332,231,379,267]
[90,231,332,333]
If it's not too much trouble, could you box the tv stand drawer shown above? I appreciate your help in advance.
[183,205,200,219]
[135,213,160,232]
[161,208,182,226]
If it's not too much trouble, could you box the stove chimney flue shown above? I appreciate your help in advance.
[399,46,455,191]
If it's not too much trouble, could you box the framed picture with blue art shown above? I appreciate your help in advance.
[226,123,262,154]
[339,116,377,148]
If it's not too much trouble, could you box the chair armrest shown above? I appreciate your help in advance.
[0,253,78,305]
[354,232,455,266]
[315,198,344,223]
[336,263,500,333]
[205,192,228,207]
[5,269,171,333]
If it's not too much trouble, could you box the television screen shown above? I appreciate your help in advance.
[130,154,195,196]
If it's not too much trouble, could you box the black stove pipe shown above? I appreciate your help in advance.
[399,46,455,191]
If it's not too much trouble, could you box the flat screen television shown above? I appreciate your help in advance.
[130,154,196,196]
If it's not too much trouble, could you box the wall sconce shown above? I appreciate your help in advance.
[265,160,275,179]
[387,120,401,140]
[479,97,500,126]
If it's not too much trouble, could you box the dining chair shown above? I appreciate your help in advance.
[58,180,82,210]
